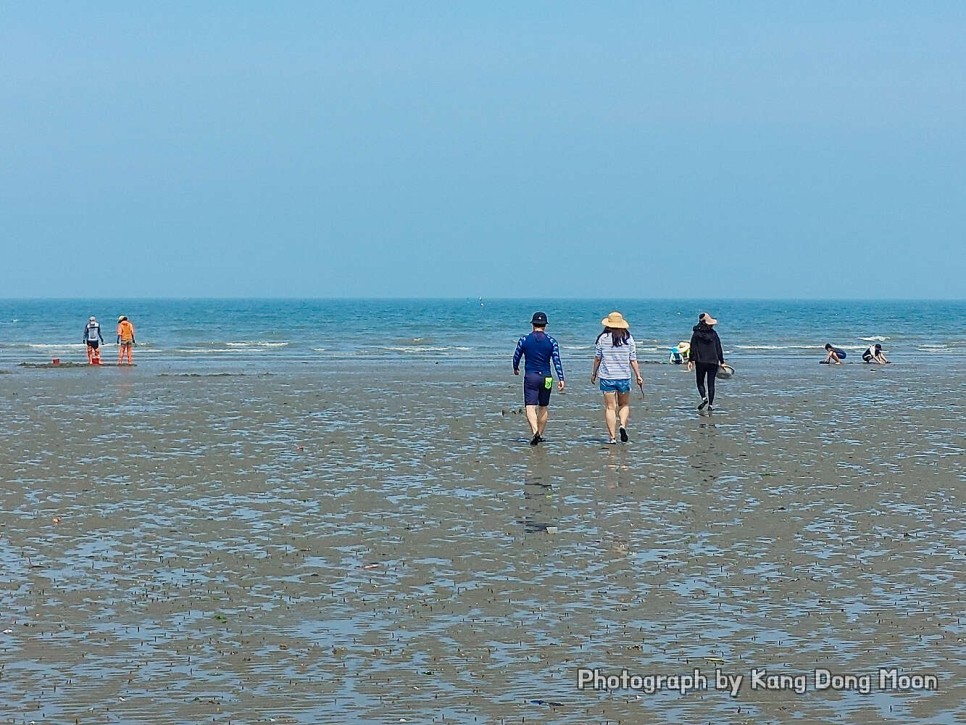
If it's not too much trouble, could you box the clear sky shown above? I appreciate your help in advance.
[2,2,964,299]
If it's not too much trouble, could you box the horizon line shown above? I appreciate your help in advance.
[1,296,964,303]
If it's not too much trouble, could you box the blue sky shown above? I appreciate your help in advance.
[2,2,964,299]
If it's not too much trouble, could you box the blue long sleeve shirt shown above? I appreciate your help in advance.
[83,322,104,343]
[512,331,565,380]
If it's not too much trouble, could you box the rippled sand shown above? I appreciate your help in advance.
[0,360,963,723]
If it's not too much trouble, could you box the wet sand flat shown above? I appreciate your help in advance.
[0,360,963,723]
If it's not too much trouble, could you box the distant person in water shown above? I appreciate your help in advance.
[669,341,690,366]
[862,343,889,364]
[591,312,644,444]
[116,315,136,365]
[512,312,566,445]
[689,312,726,414]
[823,343,846,365]
[83,316,104,365]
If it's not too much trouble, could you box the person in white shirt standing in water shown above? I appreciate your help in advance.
[590,311,644,445]
[83,316,104,365]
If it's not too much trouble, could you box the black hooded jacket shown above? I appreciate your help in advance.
[689,322,724,364]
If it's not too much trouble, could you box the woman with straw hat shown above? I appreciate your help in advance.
[668,340,691,366]
[689,312,725,414]
[590,311,644,444]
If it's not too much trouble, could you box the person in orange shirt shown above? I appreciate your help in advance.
[116,315,136,365]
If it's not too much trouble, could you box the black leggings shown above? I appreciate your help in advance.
[694,362,718,404]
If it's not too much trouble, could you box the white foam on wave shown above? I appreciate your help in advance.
[26,343,86,350]
[175,348,238,354]
[225,341,289,348]
[383,345,453,353]
[735,345,826,350]
[860,336,889,342]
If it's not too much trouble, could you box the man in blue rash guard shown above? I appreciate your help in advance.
[512,311,566,446]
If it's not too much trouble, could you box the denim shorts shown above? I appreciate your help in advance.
[599,378,631,393]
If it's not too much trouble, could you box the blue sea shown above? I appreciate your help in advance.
[0,298,962,370]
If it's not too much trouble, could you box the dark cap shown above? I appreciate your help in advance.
[530,311,548,326]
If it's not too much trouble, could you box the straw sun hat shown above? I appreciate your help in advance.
[601,311,630,329]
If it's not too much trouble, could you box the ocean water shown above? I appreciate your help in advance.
[0,298,962,370]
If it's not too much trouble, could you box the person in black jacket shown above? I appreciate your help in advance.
[689,312,726,414]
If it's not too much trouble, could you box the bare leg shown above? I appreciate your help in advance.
[602,391,618,441]
[617,391,631,428]
[524,404,539,436]
[536,406,549,437]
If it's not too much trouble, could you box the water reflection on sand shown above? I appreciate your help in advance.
[0,360,963,723]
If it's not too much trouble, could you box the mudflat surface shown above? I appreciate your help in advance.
[0,360,963,723]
